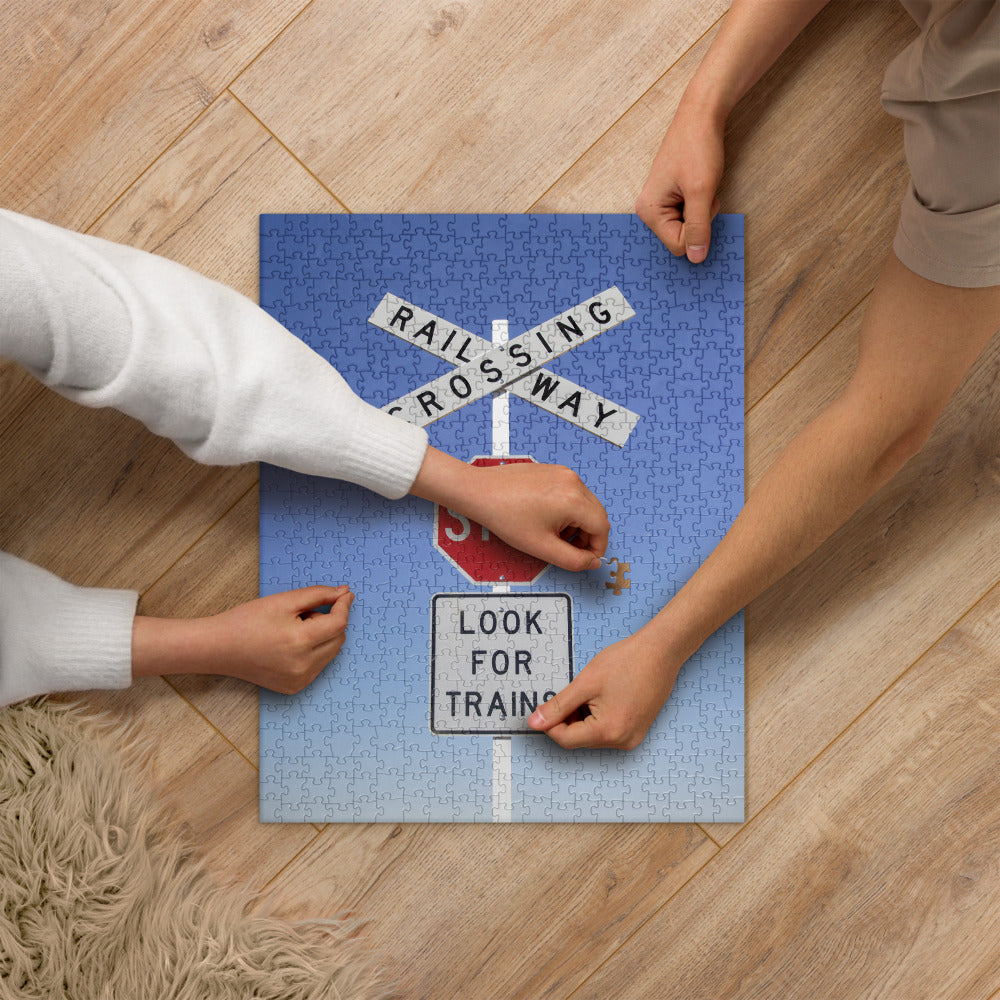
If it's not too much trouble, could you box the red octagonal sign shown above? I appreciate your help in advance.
[433,456,549,584]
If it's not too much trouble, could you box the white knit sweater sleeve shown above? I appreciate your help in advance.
[0,208,428,492]
[0,208,429,706]
[0,553,138,705]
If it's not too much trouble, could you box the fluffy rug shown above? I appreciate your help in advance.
[0,698,391,1000]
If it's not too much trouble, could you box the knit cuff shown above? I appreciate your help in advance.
[43,585,138,696]
[336,402,429,500]
[1,552,138,705]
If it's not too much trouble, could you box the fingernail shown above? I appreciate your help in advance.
[528,709,544,728]
[688,245,706,261]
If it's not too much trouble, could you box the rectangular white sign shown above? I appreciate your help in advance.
[368,294,490,364]
[430,592,573,735]
[508,369,640,448]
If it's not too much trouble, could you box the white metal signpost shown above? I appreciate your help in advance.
[367,290,638,821]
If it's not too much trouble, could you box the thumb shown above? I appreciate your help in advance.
[280,584,350,614]
[528,677,591,731]
[682,192,715,263]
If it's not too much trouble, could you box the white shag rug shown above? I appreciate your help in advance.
[0,698,392,1000]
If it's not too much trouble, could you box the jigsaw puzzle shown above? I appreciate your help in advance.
[259,214,744,823]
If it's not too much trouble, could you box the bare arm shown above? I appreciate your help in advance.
[531,255,1000,748]
[129,449,611,694]
[685,0,833,121]
[636,0,831,261]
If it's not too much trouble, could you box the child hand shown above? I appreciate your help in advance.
[132,584,354,694]
[635,104,724,263]
[527,631,681,750]
[411,447,610,571]
[464,461,611,571]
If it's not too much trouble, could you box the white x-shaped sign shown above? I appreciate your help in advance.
[368,289,641,447]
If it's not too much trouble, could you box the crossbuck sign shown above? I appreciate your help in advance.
[368,288,640,446]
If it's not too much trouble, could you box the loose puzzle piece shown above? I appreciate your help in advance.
[259,214,745,823]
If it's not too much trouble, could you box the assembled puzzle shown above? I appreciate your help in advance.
[259,214,744,823]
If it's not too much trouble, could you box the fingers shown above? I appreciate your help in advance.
[546,715,604,751]
[548,476,610,571]
[636,197,685,257]
[528,678,592,731]
[314,630,348,663]
[545,709,645,751]
[545,538,602,573]
[528,680,615,751]
[302,590,354,645]
[575,494,611,560]
[279,583,350,615]
[636,187,720,263]
[529,663,653,751]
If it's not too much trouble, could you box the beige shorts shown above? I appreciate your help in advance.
[881,0,1000,287]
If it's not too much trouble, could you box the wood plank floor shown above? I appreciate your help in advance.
[3,2,998,997]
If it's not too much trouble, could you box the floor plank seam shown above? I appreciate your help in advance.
[562,579,1000,999]
[84,91,233,237]
[746,287,873,418]
[225,89,350,213]
[138,475,259,603]
[563,833,722,1000]
[527,10,728,214]
[223,1,317,102]
[695,823,725,848]
[147,136,274,256]
[160,673,260,774]
[257,825,328,896]
[724,574,1000,850]
[80,2,317,237]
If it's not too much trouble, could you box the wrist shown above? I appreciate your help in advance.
[677,75,733,130]
[410,447,482,518]
[638,597,714,669]
[131,615,213,680]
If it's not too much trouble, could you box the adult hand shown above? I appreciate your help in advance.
[635,105,724,263]
[527,630,681,750]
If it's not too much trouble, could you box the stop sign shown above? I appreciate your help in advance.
[433,456,549,584]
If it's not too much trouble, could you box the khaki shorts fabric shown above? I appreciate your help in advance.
[881,0,1000,287]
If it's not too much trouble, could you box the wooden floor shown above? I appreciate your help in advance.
[3,2,999,996]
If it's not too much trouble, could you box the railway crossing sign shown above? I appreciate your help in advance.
[368,289,642,447]
[370,286,646,772]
